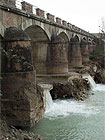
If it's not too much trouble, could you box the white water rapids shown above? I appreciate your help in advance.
[44,74,105,119]
[30,74,105,140]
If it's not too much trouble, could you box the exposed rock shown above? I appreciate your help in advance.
[50,78,90,101]
[1,115,43,140]
[71,59,105,84]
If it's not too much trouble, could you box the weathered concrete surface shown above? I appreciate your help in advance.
[2,27,33,73]
[0,1,97,73]
[1,72,45,128]
[80,39,90,64]
[25,26,49,74]
[0,35,2,96]
[36,72,81,84]
[68,36,82,68]
[47,34,68,74]
[0,0,16,7]
[1,27,45,128]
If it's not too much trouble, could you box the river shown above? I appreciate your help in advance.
[29,76,105,140]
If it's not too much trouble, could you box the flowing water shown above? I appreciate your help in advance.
[29,75,105,140]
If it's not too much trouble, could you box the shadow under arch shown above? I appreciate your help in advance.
[82,37,87,41]
[73,35,80,42]
[68,34,82,68]
[25,25,50,74]
[0,34,4,73]
[0,34,3,97]
[58,31,69,61]
[58,32,70,42]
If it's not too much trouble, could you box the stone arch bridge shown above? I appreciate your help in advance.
[0,0,99,128]
[0,0,96,75]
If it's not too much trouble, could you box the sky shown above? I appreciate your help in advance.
[24,0,105,33]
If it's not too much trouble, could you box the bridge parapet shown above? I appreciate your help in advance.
[47,13,55,22]
[0,0,16,7]
[36,8,45,18]
[0,0,95,39]
[62,20,67,26]
[21,1,33,13]
[56,17,62,24]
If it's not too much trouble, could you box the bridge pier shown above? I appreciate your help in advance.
[68,36,82,68]
[25,25,49,75]
[88,42,96,53]
[80,39,90,64]
[1,27,44,128]
[47,34,68,74]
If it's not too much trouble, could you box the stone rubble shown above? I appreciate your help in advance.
[1,115,43,140]
[50,77,91,101]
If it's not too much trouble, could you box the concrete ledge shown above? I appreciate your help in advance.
[36,72,81,84]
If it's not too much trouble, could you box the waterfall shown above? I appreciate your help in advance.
[38,84,53,112]
[82,74,96,89]
[44,89,53,111]
[82,74,105,92]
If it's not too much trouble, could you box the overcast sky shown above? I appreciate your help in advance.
[24,0,105,33]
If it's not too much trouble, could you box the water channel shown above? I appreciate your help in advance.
[29,75,105,140]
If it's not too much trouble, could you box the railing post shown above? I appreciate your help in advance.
[36,8,45,18]
[21,1,33,13]
[47,13,55,22]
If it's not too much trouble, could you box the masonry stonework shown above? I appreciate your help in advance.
[68,36,82,68]
[80,39,90,64]
[21,1,33,13]
[1,27,45,127]
[1,0,16,7]
[36,8,45,18]
[47,34,68,74]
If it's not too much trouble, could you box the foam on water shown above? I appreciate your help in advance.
[45,99,99,119]
[92,84,105,92]
[44,74,104,119]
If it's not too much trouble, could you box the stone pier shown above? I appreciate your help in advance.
[47,34,68,74]
[1,27,45,127]
[68,36,82,68]
[80,39,89,64]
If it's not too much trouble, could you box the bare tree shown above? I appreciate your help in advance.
[100,17,105,33]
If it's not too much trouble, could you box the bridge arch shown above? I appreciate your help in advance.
[23,22,51,40]
[72,34,80,41]
[25,25,50,74]
[82,37,87,41]
[58,32,69,42]
[57,30,70,41]
[68,34,82,68]
[74,35,80,42]
[88,38,92,42]
[0,23,5,37]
